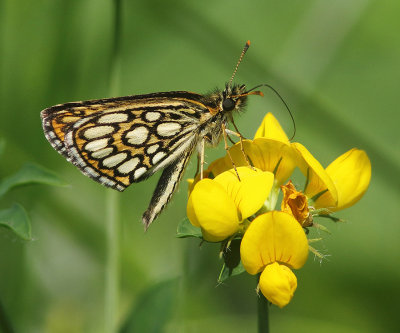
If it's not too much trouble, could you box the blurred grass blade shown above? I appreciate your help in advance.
[0,163,67,197]
[176,218,202,238]
[119,278,180,333]
[0,139,5,157]
[0,203,32,240]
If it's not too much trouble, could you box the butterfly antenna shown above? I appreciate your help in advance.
[246,84,296,140]
[228,40,251,87]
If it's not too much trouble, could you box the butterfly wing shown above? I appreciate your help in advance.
[41,91,208,191]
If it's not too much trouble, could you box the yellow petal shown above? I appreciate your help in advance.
[240,211,309,275]
[214,167,274,219]
[207,156,233,177]
[259,262,297,308]
[187,179,240,242]
[292,143,338,209]
[217,139,297,186]
[187,178,195,196]
[326,148,371,211]
[253,113,290,144]
[187,170,213,196]
[207,140,255,176]
[187,185,202,228]
[252,139,297,185]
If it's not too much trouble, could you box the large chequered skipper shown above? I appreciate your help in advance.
[41,41,274,229]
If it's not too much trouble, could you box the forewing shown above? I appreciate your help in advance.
[41,92,207,191]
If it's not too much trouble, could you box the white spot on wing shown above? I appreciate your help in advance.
[73,117,92,129]
[91,147,113,159]
[103,153,127,168]
[99,176,116,187]
[152,151,166,164]
[125,126,149,145]
[146,144,159,155]
[98,113,129,124]
[157,122,181,137]
[84,125,115,139]
[85,138,109,152]
[117,157,140,174]
[84,166,100,177]
[145,111,161,121]
[48,131,56,139]
[134,166,147,180]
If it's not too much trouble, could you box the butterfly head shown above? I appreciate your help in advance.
[221,83,264,114]
[222,83,248,112]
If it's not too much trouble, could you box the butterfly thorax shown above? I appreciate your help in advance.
[198,83,248,146]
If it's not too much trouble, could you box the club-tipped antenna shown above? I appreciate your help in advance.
[246,84,296,140]
[228,40,251,87]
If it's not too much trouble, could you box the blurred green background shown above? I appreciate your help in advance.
[1,0,399,332]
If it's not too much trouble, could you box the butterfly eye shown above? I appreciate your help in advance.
[222,98,235,111]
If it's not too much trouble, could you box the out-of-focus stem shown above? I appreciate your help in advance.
[104,1,122,332]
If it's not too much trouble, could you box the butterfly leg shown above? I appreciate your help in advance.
[193,137,206,179]
[225,120,254,170]
[200,137,205,180]
[194,153,200,178]
[226,132,236,145]
[221,123,241,181]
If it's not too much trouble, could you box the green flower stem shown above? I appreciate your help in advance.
[105,0,122,332]
[257,275,269,333]
[0,299,14,333]
[105,190,119,333]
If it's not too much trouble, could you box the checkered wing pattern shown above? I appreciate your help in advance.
[41,92,209,192]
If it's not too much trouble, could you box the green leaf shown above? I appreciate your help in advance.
[0,203,32,240]
[176,217,202,239]
[218,239,246,283]
[0,163,67,197]
[119,278,180,333]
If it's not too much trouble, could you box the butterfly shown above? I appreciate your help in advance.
[41,41,271,229]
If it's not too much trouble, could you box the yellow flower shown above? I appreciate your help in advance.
[281,181,312,227]
[183,110,372,311]
[293,143,371,211]
[187,167,274,242]
[325,148,371,211]
[240,211,308,307]
[207,113,298,186]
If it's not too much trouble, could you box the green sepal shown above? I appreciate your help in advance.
[318,214,344,223]
[0,203,32,240]
[218,239,246,283]
[176,217,202,239]
[310,189,328,203]
[0,163,67,197]
[312,222,332,234]
[309,245,328,261]
[308,237,323,243]
[218,261,246,283]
